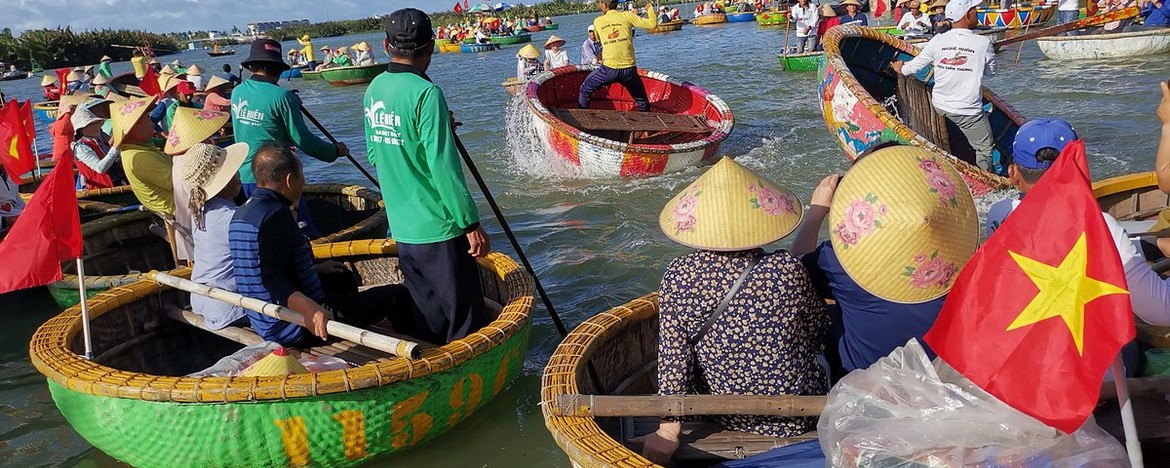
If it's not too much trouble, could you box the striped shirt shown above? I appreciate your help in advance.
[229,187,324,345]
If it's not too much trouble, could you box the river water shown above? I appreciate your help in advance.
[1,10,1168,467]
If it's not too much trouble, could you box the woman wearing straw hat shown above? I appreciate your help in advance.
[791,145,978,376]
[186,64,205,92]
[168,107,232,265]
[297,34,318,70]
[928,0,950,33]
[70,106,127,190]
[352,42,376,66]
[839,0,870,25]
[178,142,252,329]
[542,35,569,70]
[91,74,113,98]
[111,95,176,216]
[516,44,543,81]
[633,158,829,465]
[201,75,232,113]
[65,70,88,94]
[97,55,114,79]
[40,75,60,101]
[814,3,840,51]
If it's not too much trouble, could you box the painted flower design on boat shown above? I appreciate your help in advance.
[904,251,957,290]
[672,188,701,233]
[919,156,958,207]
[749,182,796,216]
[833,193,887,248]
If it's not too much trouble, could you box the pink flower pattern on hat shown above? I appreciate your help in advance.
[748,182,796,216]
[918,156,958,207]
[195,110,224,121]
[119,100,146,115]
[904,251,957,290]
[167,130,181,148]
[834,193,887,249]
[672,188,701,234]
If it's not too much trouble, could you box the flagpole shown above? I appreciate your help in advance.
[76,258,93,360]
[1110,355,1144,468]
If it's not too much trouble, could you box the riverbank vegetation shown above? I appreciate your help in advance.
[0,28,180,70]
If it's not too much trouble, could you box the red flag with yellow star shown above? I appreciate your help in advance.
[924,140,1133,434]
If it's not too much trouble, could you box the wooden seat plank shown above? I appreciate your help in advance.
[165,307,264,346]
[554,108,710,133]
[624,416,816,462]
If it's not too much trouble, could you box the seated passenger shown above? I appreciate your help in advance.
[516,44,544,81]
[792,144,979,377]
[635,158,828,465]
[70,106,127,190]
[898,1,932,35]
[111,96,176,217]
[228,142,414,347]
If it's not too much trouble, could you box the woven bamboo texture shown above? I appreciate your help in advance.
[820,25,1016,194]
[31,238,535,403]
[541,292,663,468]
[302,184,388,244]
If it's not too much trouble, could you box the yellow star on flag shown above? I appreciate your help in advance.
[1006,233,1128,355]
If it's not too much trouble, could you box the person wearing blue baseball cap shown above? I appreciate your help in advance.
[986,118,1170,330]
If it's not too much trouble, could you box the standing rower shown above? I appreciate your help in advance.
[578,0,658,112]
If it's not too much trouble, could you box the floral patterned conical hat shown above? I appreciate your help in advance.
[659,157,803,251]
[829,145,978,304]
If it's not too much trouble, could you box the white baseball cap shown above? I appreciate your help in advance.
[588,25,595,31]
[944,0,982,21]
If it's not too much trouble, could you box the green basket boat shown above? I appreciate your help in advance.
[318,63,387,86]
[490,34,532,46]
[543,23,560,30]
[778,51,823,71]
[46,184,389,309]
[755,11,788,26]
[871,25,906,36]
[302,70,322,81]
[31,239,535,468]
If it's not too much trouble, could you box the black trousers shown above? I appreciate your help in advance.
[398,236,489,345]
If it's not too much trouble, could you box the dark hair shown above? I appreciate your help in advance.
[853,140,906,165]
[1012,147,1060,183]
[245,62,284,75]
[604,0,620,8]
[252,142,301,186]
[222,64,231,73]
[388,42,433,60]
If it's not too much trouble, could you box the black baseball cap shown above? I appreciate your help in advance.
[386,8,435,53]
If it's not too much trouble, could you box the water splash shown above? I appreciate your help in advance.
[502,93,582,180]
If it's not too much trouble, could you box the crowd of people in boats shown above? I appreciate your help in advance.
[289,38,378,72]
[436,13,556,44]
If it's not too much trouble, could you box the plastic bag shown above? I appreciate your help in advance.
[818,339,1130,467]
[189,341,351,377]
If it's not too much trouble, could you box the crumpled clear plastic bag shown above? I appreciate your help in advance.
[188,341,350,377]
[818,339,1130,467]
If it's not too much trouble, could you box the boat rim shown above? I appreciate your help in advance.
[30,239,535,403]
[1036,27,1170,42]
[524,65,735,155]
[822,25,1015,190]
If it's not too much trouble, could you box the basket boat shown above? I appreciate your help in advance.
[524,65,734,178]
[318,63,386,86]
[302,69,322,81]
[524,25,545,33]
[820,25,1018,196]
[755,11,789,26]
[871,25,905,36]
[279,66,306,79]
[977,5,1055,28]
[544,23,560,30]
[694,14,728,25]
[33,101,58,124]
[461,43,501,53]
[726,12,757,22]
[649,20,686,33]
[207,49,236,57]
[45,184,389,308]
[30,238,534,468]
[1037,28,1170,61]
[438,41,463,53]
[778,51,823,71]
[19,183,140,222]
[502,77,525,96]
[490,34,532,45]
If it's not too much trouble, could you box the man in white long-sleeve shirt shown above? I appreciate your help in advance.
[891,0,998,172]
[788,0,819,52]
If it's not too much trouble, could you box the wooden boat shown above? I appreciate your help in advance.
[301,69,322,81]
[1037,28,1170,61]
[820,25,1017,195]
[30,238,534,468]
[977,5,1055,28]
[524,25,545,33]
[33,101,58,124]
[461,43,501,53]
[525,65,733,178]
[727,12,757,22]
[45,184,389,308]
[279,66,306,79]
[780,26,1004,72]
[0,70,30,81]
[649,20,686,33]
[544,23,560,30]
[694,14,728,25]
[438,40,463,53]
[490,33,532,45]
[501,77,525,96]
[756,11,789,26]
[779,51,822,71]
[206,49,236,57]
[318,63,386,86]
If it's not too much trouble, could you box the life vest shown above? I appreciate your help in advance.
[74,137,116,189]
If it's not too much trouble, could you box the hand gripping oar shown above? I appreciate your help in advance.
[994,6,1140,47]
[450,132,571,337]
[294,96,380,187]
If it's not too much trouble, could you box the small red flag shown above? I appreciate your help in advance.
[455,1,465,14]
[924,140,1133,434]
[464,0,470,10]
[0,150,82,294]
[874,0,888,18]
[19,100,35,145]
[139,66,161,97]
[55,68,70,98]
[0,101,36,184]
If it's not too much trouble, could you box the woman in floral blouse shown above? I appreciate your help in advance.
[633,157,829,465]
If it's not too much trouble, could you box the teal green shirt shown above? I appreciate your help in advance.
[97,62,112,78]
[230,78,338,184]
[363,69,479,244]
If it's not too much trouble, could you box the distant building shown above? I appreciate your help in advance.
[246,19,310,36]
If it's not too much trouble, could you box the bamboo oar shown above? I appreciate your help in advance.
[293,96,380,187]
[994,6,1140,47]
[781,15,792,58]
[150,271,421,359]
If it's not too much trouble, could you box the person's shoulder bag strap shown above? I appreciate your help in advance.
[688,252,763,347]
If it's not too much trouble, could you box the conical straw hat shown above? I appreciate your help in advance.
[40,75,58,87]
[59,93,96,110]
[828,145,978,304]
[517,43,540,59]
[179,142,248,197]
[659,157,803,251]
[164,107,230,155]
[204,75,230,92]
[66,70,83,82]
[101,55,113,62]
[109,95,156,149]
[160,64,177,75]
[241,346,309,376]
[186,64,204,76]
[91,74,109,85]
[543,35,566,49]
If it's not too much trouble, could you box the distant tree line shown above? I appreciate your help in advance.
[0,27,181,70]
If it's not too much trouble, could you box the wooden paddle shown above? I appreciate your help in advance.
[994,6,1140,47]
[782,15,792,57]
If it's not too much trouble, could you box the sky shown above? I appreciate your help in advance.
[8,0,461,35]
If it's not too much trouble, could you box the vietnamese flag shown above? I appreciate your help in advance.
[0,149,82,293]
[455,1,464,14]
[874,0,887,19]
[139,66,161,97]
[19,100,36,145]
[0,101,36,184]
[924,140,1133,434]
[54,68,69,98]
[464,0,470,10]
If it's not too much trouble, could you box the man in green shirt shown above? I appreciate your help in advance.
[364,8,491,345]
[232,38,348,236]
[97,55,113,79]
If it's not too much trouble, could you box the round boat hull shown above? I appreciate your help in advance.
[694,14,728,25]
[461,43,501,53]
[524,66,734,178]
[726,12,757,22]
[756,11,788,25]
[977,6,1054,29]
[779,52,823,71]
[302,70,322,81]
[1037,29,1170,60]
[438,41,462,53]
[33,101,58,124]
[649,20,685,33]
[279,66,305,79]
[490,34,532,45]
[319,63,386,86]
[544,23,560,30]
